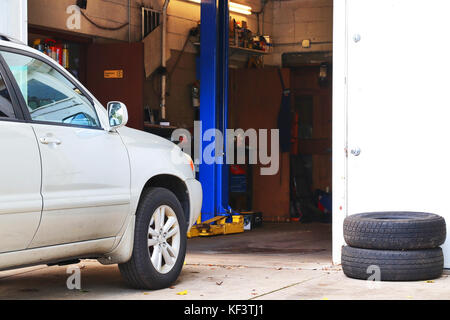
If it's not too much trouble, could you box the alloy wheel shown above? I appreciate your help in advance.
[147,205,181,274]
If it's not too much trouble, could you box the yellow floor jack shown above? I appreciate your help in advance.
[187,213,244,238]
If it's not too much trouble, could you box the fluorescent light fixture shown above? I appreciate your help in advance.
[185,0,252,15]
[229,2,252,11]
[229,6,252,15]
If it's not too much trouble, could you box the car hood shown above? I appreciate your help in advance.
[117,126,194,180]
[117,126,177,150]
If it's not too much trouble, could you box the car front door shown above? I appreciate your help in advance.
[0,55,42,253]
[1,49,131,248]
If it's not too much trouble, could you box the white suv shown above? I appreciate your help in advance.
[0,36,202,290]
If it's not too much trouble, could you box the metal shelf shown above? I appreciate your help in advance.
[193,42,268,56]
[229,45,269,56]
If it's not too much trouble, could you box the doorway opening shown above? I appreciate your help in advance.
[287,57,332,226]
[189,2,334,265]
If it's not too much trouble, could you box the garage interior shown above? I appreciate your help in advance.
[24,0,334,266]
[2,0,450,300]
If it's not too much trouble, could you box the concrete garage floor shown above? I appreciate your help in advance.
[0,222,449,300]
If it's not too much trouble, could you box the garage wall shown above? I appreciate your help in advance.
[271,0,333,66]
[144,50,197,128]
[28,0,272,54]
[28,0,141,42]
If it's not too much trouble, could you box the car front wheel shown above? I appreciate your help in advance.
[119,187,187,290]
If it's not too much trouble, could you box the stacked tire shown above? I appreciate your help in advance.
[342,212,446,281]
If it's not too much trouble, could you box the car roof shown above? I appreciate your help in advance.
[0,37,35,53]
[0,33,25,45]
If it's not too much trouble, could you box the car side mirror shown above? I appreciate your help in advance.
[107,101,128,130]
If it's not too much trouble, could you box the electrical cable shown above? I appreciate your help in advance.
[166,27,197,94]
[80,10,129,31]
[168,31,192,78]
[149,26,197,98]
[252,0,268,35]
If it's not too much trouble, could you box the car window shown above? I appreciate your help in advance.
[0,70,15,119]
[0,51,100,128]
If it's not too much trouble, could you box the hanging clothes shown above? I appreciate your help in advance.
[277,69,292,153]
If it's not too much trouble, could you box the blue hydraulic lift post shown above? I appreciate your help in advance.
[199,0,216,220]
[217,0,229,216]
[199,0,229,221]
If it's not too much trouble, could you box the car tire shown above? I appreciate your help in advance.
[119,187,187,290]
[341,246,444,281]
[343,212,446,250]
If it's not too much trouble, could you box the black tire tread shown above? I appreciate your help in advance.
[344,212,446,250]
[341,246,444,281]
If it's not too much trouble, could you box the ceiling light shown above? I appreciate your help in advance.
[186,0,252,15]
[229,6,252,15]
[229,2,252,11]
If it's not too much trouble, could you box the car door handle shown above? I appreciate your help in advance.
[39,137,62,145]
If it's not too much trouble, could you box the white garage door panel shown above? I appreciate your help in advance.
[0,0,27,43]
[347,0,450,267]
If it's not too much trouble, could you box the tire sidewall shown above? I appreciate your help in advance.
[134,188,187,289]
